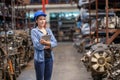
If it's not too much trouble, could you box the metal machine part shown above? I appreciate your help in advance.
[90,49,112,73]
[101,16,119,29]
[81,43,115,80]
[78,0,95,7]
[0,29,34,79]
[107,44,120,80]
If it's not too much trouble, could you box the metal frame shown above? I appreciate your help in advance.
[95,0,120,44]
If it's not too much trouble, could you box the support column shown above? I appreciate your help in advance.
[42,0,46,13]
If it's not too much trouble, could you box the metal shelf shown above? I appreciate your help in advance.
[85,0,120,44]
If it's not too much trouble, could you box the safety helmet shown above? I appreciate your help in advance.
[34,10,47,20]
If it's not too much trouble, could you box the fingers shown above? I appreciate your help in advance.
[40,39,46,44]
[44,46,51,49]
[40,39,50,45]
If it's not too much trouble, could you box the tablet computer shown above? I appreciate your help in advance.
[42,35,51,41]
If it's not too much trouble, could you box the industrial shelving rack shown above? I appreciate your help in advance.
[95,0,120,44]
[0,0,33,80]
[78,0,120,45]
[49,13,59,41]
[77,1,120,80]
[50,12,76,41]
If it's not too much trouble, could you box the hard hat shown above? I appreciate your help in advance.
[34,10,47,20]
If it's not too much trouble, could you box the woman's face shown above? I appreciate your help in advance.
[36,16,46,28]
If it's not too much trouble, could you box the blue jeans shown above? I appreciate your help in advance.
[34,58,53,80]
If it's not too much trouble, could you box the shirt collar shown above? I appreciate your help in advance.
[36,27,49,34]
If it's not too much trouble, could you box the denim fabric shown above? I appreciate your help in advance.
[31,27,57,80]
[31,27,57,62]
[34,57,53,80]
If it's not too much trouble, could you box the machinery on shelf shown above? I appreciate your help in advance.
[0,30,34,80]
[81,43,120,80]
[77,0,120,80]
[0,0,33,79]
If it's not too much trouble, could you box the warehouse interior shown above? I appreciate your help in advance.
[0,0,120,80]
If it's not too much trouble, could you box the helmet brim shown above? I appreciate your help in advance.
[34,10,47,21]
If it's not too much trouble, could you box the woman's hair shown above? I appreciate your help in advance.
[35,16,40,27]
[35,23,38,27]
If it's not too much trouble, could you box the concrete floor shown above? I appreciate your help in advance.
[17,42,92,80]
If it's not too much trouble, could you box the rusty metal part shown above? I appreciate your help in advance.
[90,49,112,73]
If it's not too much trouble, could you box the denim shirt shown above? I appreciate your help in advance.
[31,27,57,62]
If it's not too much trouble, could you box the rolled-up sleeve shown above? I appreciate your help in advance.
[31,29,44,50]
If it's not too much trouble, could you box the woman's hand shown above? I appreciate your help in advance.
[40,39,46,44]
[44,46,51,49]
[40,39,51,46]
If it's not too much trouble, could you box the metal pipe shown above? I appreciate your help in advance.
[109,8,120,11]
[96,0,99,43]
[46,0,48,4]
[106,0,109,44]
[89,0,91,39]
[42,0,46,13]
[2,0,8,78]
